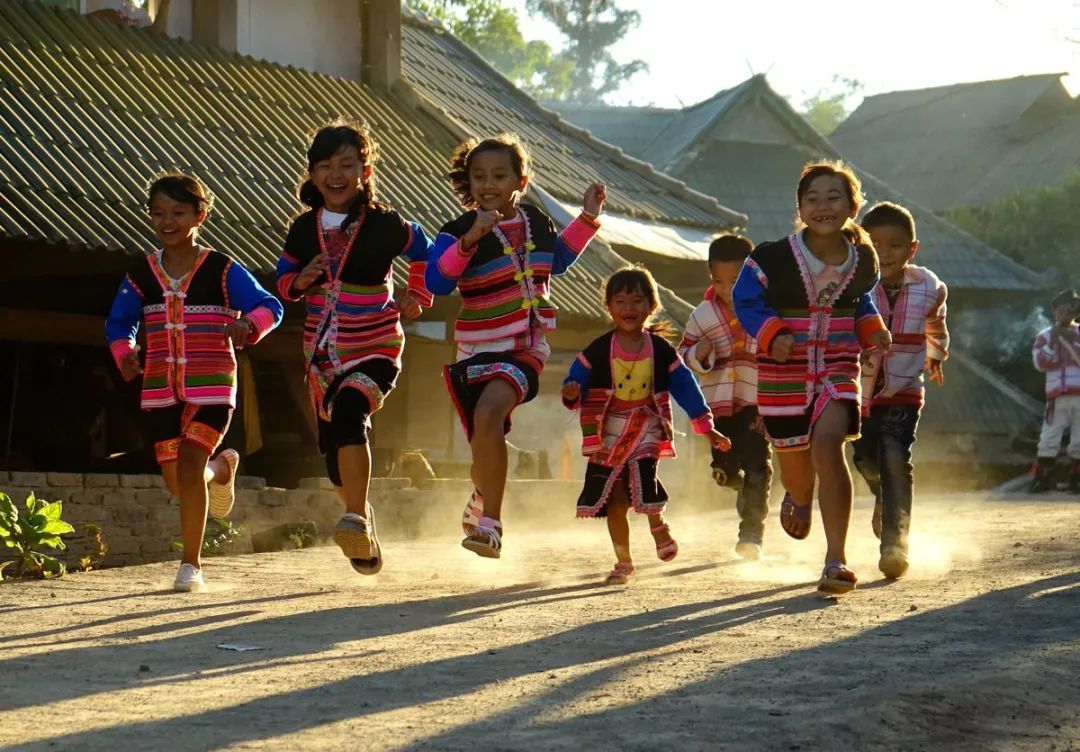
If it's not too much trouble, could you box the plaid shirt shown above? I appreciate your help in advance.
[861,264,949,409]
[1033,323,1080,399]
[677,288,758,417]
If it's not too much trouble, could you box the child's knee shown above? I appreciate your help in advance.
[473,401,510,433]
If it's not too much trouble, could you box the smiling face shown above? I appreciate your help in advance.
[468,148,528,216]
[606,284,654,336]
[869,224,918,285]
[798,174,858,239]
[148,192,205,251]
[310,145,371,213]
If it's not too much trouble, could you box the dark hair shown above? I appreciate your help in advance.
[146,173,214,215]
[1051,288,1080,310]
[861,201,917,241]
[603,266,678,341]
[296,118,381,230]
[448,133,531,208]
[795,160,871,248]
[708,234,753,264]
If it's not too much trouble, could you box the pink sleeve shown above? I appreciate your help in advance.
[559,214,600,254]
[436,238,476,279]
[242,307,278,345]
[109,339,137,371]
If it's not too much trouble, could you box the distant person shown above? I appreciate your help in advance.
[852,202,949,579]
[733,160,891,596]
[1030,288,1080,492]
[426,133,606,559]
[563,267,729,585]
[106,173,283,592]
[275,119,434,576]
[677,234,772,560]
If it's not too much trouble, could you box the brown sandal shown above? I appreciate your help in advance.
[780,492,812,540]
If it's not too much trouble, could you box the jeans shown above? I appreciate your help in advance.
[852,404,921,551]
[712,408,773,544]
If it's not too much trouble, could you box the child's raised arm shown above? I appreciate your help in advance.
[550,182,606,276]
[425,210,500,296]
[224,262,284,348]
[1033,328,1061,371]
[733,257,792,361]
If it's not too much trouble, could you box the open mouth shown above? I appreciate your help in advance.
[812,214,837,223]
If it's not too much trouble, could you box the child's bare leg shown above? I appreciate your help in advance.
[811,400,854,564]
[176,442,212,568]
[646,512,673,548]
[605,477,632,563]
[337,444,371,517]
[775,448,815,537]
[162,461,217,496]
[470,379,519,523]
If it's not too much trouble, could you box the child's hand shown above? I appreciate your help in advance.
[869,329,892,353]
[770,334,795,362]
[225,318,253,349]
[398,292,423,321]
[695,337,714,363]
[582,182,606,216]
[561,381,581,402]
[708,429,731,452]
[293,254,328,292]
[119,349,142,381]
[926,357,944,386]
[463,209,503,247]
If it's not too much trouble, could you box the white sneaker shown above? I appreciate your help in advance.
[174,563,208,592]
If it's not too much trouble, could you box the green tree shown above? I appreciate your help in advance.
[941,171,1080,285]
[525,0,647,104]
[408,0,571,99]
[799,75,863,135]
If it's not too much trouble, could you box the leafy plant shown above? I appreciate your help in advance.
[77,523,109,572]
[172,519,247,557]
[0,492,75,579]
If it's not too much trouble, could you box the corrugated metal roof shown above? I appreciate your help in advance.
[0,0,683,323]
[556,75,1044,292]
[400,12,746,231]
[832,73,1080,209]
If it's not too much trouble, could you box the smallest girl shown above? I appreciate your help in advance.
[562,267,730,585]
[107,173,283,593]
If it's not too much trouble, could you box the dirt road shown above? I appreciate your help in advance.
[1,494,1077,751]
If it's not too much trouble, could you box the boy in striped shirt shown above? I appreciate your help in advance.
[853,202,948,580]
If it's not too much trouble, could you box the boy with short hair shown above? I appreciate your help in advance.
[852,202,948,580]
[678,234,771,559]
[1030,287,1080,493]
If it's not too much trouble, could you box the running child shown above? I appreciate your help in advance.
[276,120,434,575]
[733,160,891,595]
[1030,287,1080,493]
[426,133,605,559]
[563,267,730,585]
[852,202,948,579]
[678,234,772,560]
[106,173,283,592]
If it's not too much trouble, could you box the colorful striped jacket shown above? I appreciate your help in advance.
[106,247,283,409]
[733,234,887,416]
[677,287,759,417]
[860,264,949,409]
[425,203,599,344]
[1033,323,1080,399]
[275,206,433,375]
[563,331,715,458]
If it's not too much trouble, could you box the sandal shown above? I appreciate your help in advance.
[779,492,812,540]
[207,449,239,520]
[604,561,635,585]
[871,499,882,540]
[817,560,857,595]
[651,522,679,562]
[334,506,383,575]
[462,516,502,559]
[462,488,484,536]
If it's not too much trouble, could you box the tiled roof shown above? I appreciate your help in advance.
[400,12,746,231]
[0,0,684,323]
[832,73,1080,209]
[556,75,1044,292]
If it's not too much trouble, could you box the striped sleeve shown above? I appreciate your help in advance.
[551,214,601,275]
[925,280,949,361]
[105,275,143,371]
[226,262,284,345]
[402,221,435,307]
[733,258,789,356]
[562,352,592,410]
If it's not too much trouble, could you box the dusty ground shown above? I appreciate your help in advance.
[0,493,1078,751]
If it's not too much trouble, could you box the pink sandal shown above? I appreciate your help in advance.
[462,488,483,536]
[651,522,678,562]
[604,561,635,585]
[462,516,502,559]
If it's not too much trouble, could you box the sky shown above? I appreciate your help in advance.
[509,0,1080,109]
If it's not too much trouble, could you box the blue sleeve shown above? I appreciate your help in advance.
[564,356,591,387]
[668,361,711,419]
[402,222,434,262]
[855,288,880,320]
[226,262,284,335]
[425,232,465,296]
[105,276,142,344]
[733,257,790,355]
[550,236,582,276]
